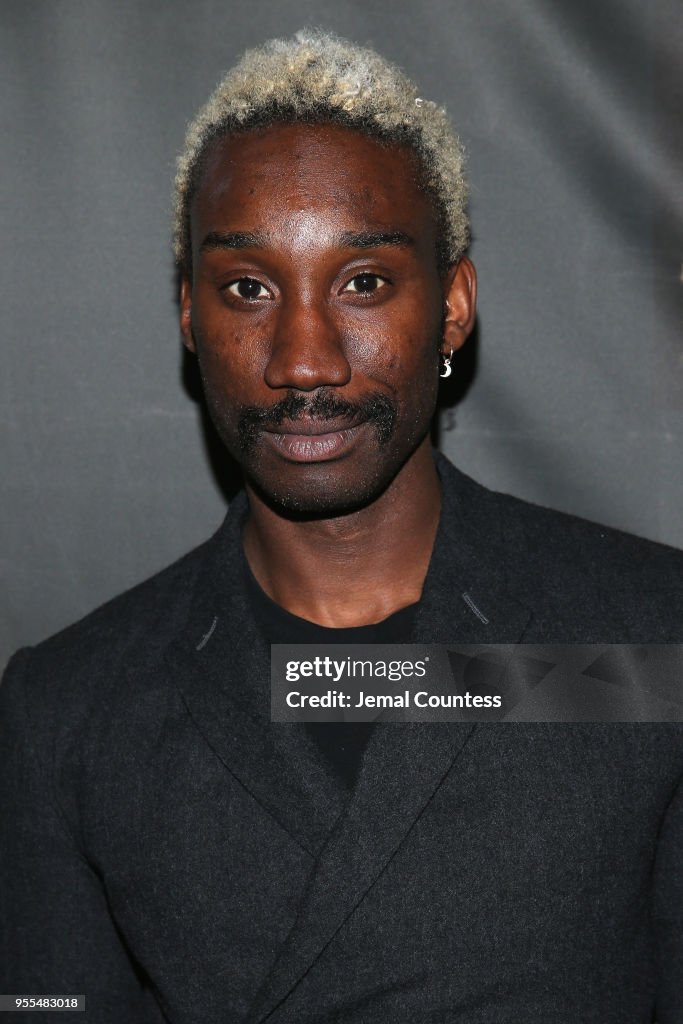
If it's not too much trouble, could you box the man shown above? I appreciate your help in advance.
[1,29,682,1024]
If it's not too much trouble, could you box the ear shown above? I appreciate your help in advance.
[179,276,196,354]
[442,257,477,355]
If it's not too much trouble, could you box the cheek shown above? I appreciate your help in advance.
[372,322,441,388]
[347,307,440,379]
[390,332,441,424]
[191,285,270,363]
[387,334,440,375]
[193,317,269,395]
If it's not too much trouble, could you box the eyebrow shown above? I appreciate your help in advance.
[199,228,416,253]
[338,230,415,250]
[200,231,267,252]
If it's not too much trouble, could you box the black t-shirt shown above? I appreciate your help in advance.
[244,558,419,788]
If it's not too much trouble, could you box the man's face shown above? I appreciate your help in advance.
[181,122,472,515]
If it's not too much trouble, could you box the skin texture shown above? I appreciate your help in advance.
[181,123,476,626]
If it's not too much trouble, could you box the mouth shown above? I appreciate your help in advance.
[263,418,367,462]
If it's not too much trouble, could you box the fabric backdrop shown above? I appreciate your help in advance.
[2,0,681,665]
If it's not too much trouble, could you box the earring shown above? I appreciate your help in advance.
[440,349,453,379]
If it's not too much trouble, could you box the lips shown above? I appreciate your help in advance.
[264,419,367,462]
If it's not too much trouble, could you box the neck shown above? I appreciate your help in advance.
[242,439,441,627]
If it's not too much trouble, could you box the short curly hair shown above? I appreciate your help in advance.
[173,29,469,274]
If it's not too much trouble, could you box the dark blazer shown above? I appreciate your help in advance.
[1,454,682,1023]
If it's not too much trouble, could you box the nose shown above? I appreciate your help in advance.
[264,295,352,391]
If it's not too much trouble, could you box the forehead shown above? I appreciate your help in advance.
[190,122,438,247]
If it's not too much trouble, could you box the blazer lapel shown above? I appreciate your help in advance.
[163,494,348,858]
[247,720,475,1023]
[248,455,533,1022]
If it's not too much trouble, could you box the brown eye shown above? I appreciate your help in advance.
[343,273,387,295]
[227,278,269,300]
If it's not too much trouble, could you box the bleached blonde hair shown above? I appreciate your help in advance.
[173,29,469,272]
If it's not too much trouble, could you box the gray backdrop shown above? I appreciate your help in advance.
[2,0,681,666]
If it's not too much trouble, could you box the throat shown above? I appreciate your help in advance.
[242,450,442,628]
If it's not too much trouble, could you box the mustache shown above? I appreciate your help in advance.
[237,389,397,452]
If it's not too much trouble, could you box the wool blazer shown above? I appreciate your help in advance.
[1,454,682,1023]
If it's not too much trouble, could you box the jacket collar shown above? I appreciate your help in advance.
[413,452,531,645]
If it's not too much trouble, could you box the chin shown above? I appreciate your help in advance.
[246,460,398,520]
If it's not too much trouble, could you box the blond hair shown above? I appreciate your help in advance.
[174,29,469,272]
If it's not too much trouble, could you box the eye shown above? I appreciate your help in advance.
[226,277,270,300]
[342,273,388,295]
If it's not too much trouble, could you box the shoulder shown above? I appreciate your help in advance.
[499,491,682,640]
[22,532,209,661]
[437,454,683,640]
[497,485,679,573]
[0,526,217,735]
[496,487,683,586]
